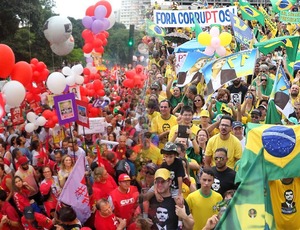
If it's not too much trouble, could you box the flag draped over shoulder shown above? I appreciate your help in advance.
[202,49,257,95]
[270,0,297,13]
[238,0,265,26]
[254,36,300,62]
[215,149,275,230]
[266,65,293,124]
[229,12,253,48]
[145,19,166,39]
[58,155,91,223]
[236,123,300,183]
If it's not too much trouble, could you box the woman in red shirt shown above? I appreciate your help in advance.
[0,164,13,201]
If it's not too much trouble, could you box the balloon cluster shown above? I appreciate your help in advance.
[123,65,147,89]
[62,64,85,86]
[25,112,47,133]
[82,1,115,54]
[197,27,232,57]
[43,16,74,56]
[42,110,59,128]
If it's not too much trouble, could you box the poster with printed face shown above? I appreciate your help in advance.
[231,93,242,105]
[76,100,89,128]
[69,85,81,100]
[54,93,78,125]
[10,107,25,126]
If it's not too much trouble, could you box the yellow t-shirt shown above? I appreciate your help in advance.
[133,144,163,166]
[186,189,222,230]
[182,177,196,199]
[269,178,300,230]
[168,124,200,141]
[150,114,178,149]
[205,133,242,169]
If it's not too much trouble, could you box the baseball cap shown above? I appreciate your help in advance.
[161,142,177,155]
[200,110,209,117]
[24,206,34,219]
[288,117,298,125]
[232,121,243,129]
[151,81,160,90]
[40,182,52,195]
[154,168,171,180]
[258,105,267,110]
[18,156,29,165]
[251,109,262,116]
[146,162,158,174]
[118,173,131,182]
[222,107,233,116]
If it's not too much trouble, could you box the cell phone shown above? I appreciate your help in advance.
[178,125,189,138]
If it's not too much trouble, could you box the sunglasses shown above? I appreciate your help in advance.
[151,88,158,91]
[261,79,267,82]
[214,157,225,161]
[194,100,202,103]
[251,115,259,119]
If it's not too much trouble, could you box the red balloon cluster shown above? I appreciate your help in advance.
[123,65,147,89]
[30,58,50,84]
[82,0,112,54]
[82,67,101,84]
[42,109,59,128]
[88,103,101,117]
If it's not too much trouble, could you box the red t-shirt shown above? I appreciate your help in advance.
[94,211,119,230]
[43,194,58,218]
[0,201,20,230]
[21,212,53,230]
[93,175,117,199]
[0,174,12,195]
[109,186,139,225]
[13,188,31,213]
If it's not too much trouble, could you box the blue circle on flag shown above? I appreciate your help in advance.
[262,126,296,157]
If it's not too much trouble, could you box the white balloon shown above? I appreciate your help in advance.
[132,56,137,62]
[2,81,26,107]
[46,72,67,94]
[51,35,74,56]
[75,75,84,85]
[72,64,83,75]
[25,123,35,133]
[35,116,47,126]
[26,112,38,123]
[43,16,72,44]
[4,104,12,113]
[107,13,116,30]
[62,66,72,76]
[66,75,76,86]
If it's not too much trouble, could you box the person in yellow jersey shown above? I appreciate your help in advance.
[269,177,300,230]
[186,168,222,230]
[204,115,242,169]
[151,100,178,149]
[168,105,200,142]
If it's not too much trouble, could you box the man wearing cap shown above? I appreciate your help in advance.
[150,100,178,149]
[148,168,194,230]
[21,206,53,230]
[257,104,267,123]
[149,81,165,103]
[250,109,262,124]
[108,173,139,226]
[15,156,40,200]
[205,115,242,169]
[232,121,245,150]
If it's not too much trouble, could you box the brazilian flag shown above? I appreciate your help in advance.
[236,123,300,182]
[215,149,275,229]
[270,0,296,13]
[238,0,265,26]
[145,19,166,39]
[254,35,300,62]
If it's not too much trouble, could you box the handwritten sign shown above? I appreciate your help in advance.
[78,117,105,135]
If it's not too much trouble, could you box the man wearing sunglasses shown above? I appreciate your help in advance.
[211,148,238,197]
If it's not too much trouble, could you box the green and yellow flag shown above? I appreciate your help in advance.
[238,0,265,26]
[254,35,300,62]
[236,123,300,182]
[270,0,297,13]
[145,19,166,39]
[216,149,275,229]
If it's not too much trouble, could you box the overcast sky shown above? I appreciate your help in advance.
[54,0,120,19]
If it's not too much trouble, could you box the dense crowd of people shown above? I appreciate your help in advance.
[1,1,300,230]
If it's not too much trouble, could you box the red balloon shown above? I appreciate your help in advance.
[95,1,112,17]
[93,38,103,47]
[96,89,105,96]
[10,61,33,87]
[26,92,34,103]
[103,31,109,38]
[83,43,94,54]
[96,33,106,40]
[83,68,91,75]
[86,5,96,16]
[42,110,53,119]
[30,58,39,65]
[36,62,46,71]
[125,70,135,79]
[81,96,89,103]
[40,69,49,82]
[102,39,108,47]
[0,44,15,79]
[82,29,94,43]
[52,116,59,124]
[94,46,104,53]
[123,79,134,88]
[135,65,143,74]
